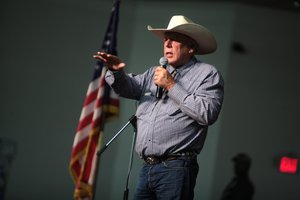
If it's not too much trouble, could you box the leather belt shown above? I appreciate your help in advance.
[143,151,197,165]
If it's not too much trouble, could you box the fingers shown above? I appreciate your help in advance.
[93,52,111,62]
[154,67,176,90]
[154,67,171,84]
[93,52,126,71]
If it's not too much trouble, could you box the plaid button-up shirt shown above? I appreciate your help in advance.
[105,57,224,157]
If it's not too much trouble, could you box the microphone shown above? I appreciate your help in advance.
[155,57,168,99]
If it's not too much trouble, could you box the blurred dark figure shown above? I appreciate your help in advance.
[0,138,17,200]
[221,153,255,200]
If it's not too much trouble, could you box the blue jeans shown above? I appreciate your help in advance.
[133,156,199,200]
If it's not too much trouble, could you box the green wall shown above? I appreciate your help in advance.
[1,0,299,200]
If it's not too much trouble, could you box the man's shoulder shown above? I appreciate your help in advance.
[194,61,218,72]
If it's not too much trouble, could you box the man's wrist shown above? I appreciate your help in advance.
[166,82,176,91]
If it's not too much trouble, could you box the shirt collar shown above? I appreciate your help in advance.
[167,57,198,77]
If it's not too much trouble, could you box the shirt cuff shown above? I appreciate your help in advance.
[105,69,126,85]
[109,69,126,77]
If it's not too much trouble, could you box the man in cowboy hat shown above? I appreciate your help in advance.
[94,15,224,200]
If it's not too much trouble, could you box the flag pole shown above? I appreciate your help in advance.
[91,1,120,198]
[90,112,106,200]
[70,0,121,199]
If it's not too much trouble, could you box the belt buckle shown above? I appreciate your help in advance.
[146,156,159,165]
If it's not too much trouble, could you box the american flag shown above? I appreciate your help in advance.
[69,1,120,199]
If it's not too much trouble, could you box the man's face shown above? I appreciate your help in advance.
[163,32,195,68]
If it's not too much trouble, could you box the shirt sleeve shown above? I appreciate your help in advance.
[168,64,224,126]
[105,68,153,100]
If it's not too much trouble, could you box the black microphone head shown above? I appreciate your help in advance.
[159,57,168,66]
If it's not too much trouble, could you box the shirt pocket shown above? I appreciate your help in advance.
[162,98,181,116]
[136,93,156,118]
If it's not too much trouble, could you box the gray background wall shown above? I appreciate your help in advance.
[0,0,299,200]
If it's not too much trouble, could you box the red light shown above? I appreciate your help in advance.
[279,156,298,174]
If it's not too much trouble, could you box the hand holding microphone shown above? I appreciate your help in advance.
[155,57,176,99]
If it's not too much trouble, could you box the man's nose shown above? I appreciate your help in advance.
[165,39,172,47]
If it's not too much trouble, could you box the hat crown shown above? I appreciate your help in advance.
[148,15,217,54]
[167,15,195,29]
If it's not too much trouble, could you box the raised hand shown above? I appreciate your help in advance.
[93,52,126,71]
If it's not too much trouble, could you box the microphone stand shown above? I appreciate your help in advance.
[123,115,137,200]
[97,114,137,200]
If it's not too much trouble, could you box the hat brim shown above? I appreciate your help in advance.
[148,24,217,55]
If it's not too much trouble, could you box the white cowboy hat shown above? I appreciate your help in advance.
[148,15,217,55]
